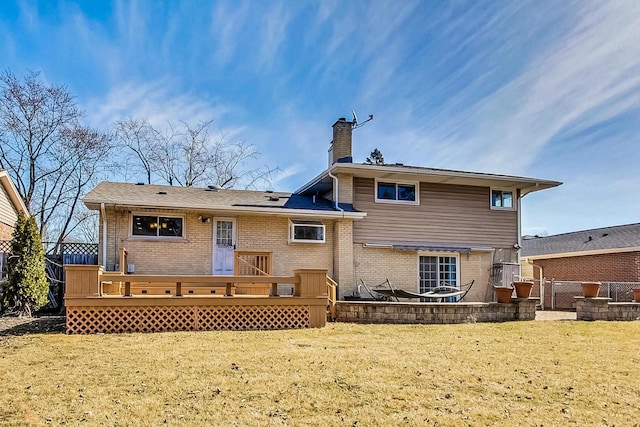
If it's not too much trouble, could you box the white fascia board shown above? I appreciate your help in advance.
[522,246,640,260]
[85,200,366,220]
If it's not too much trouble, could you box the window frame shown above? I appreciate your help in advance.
[374,179,419,205]
[490,188,515,210]
[417,252,460,301]
[288,219,326,244]
[130,212,186,240]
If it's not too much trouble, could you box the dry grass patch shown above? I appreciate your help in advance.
[1,321,639,426]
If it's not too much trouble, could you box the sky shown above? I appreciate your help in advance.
[0,0,638,236]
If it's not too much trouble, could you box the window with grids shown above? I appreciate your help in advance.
[491,189,514,209]
[419,255,459,299]
[132,215,183,238]
[216,221,234,247]
[375,180,418,204]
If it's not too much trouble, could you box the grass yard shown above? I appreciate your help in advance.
[1,321,639,426]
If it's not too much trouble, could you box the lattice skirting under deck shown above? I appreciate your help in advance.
[66,305,311,334]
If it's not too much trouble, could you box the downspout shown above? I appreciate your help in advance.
[517,189,523,264]
[328,169,344,300]
[327,170,344,213]
[100,203,107,268]
[527,259,544,310]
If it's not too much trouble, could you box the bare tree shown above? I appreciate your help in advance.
[114,117,158,184]
[117,118,278,189]
[0,70,112,250]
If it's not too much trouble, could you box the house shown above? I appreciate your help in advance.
[83,118,561,303]
[0,169,29,279]
[0,169,28,241]
[521,223,640,283]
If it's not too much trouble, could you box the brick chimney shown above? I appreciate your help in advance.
[329,117,353,165]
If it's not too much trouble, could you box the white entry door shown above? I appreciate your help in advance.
[213,218,236,275]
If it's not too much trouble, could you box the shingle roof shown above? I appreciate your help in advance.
[83,181,363,218]
[521,223,640,257]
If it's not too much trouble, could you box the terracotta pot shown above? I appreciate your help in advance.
[633,288,640,303]
[495,287,513,303]
[513,281,534,298]
[581,282,601,298]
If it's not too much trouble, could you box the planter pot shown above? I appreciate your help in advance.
[633,288,640,303]
[581,282,601,298]
[495,287,513,303]
[513,281,534,298]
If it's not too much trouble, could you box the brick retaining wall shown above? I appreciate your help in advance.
[335,299,537,324]
[575,297,640,321]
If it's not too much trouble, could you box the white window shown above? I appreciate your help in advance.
[491,189,514,210]
[289,220,325,243]
[375,179,418,205]
[131,214,184,238]
[419,254,460,301]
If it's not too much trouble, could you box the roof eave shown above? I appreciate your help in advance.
[522,246,640,260]
[84,199,366,220]
[326,163,561,193]
[0,170,29,217]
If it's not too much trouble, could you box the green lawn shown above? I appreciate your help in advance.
[1,321,639,426]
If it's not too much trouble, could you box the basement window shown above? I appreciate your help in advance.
[132,214,184,238]
[491,189,514,210]
[289,220,325,243]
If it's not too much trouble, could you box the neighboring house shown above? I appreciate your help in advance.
[0,169,28,241]
[0,169,29,279]
[84,118,561,302]
[521,223,640,283]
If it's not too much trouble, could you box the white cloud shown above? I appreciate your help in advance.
[86,79,232,129]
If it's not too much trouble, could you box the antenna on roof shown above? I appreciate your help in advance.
[352,109,373,130]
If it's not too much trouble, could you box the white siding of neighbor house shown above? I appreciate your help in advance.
[0,183,18,229]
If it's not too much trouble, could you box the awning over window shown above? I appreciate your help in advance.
[392,244,472,253]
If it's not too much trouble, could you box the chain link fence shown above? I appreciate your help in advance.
[550,281,640,310]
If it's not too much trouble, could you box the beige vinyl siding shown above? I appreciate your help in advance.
[353,178,517,247]
[0,183,18,228]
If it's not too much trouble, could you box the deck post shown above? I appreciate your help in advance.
[64,265,103,298]
[270,283,279,297]
[176,282,182,297]
[293,269,329,297]
[124,281,131,297]
[225,282,233,296]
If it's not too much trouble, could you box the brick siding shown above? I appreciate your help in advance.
[352,246,493,302]
[534,251,640,282]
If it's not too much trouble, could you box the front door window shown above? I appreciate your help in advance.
[213,219,235,275]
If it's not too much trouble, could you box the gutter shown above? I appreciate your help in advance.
[85,201,365,220]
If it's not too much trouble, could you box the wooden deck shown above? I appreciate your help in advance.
[65,265,330,334]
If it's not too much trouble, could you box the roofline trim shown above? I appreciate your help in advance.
[522,246,640,260]
[0,170,29,217]
[84,201,366,220]
[295,163,561,195]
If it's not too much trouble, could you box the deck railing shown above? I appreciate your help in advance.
[234,251,272,276]
[64,265,331,333]
[327,276,338,320]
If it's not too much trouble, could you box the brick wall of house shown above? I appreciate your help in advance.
[236,215,334,277]
[100,208,337,277]
[0,222,14,241]
[102,207,213,275]
[352,246,492,302]
[534,251,640,282]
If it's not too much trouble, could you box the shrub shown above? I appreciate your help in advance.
[1,214,49,316]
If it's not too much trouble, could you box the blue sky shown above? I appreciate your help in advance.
[1,0,638,236]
